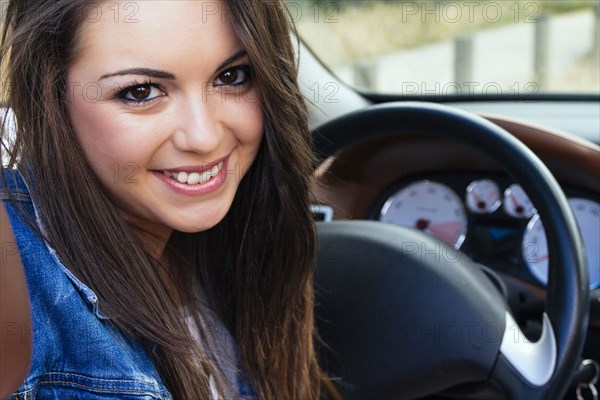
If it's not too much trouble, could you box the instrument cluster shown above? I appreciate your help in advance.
[373,174,600,289]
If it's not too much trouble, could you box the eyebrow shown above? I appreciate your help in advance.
[97,49,248,81]
[215,49,247,71]
[99,68,175,81]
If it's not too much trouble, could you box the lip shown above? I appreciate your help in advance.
[161,152,231,174]
[152,153,230,196]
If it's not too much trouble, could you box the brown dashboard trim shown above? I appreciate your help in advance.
[313,114,600,220]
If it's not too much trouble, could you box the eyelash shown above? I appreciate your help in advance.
[115,80,165,105]
[214,64,253,87]
[115,65,253,105]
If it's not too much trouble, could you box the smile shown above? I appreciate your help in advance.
[162,161,224,185]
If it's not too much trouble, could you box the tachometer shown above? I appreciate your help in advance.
[522,198,600,289]
[380,181,467,248]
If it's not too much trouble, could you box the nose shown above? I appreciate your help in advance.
[170,93,222,154]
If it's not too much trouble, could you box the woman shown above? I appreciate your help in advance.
[0,0,336,398]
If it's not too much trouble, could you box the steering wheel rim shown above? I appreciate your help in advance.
[312,102,589,399]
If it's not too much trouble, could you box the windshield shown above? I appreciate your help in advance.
[290,0,600,97]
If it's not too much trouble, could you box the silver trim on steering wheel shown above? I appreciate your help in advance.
[500,311,557,386]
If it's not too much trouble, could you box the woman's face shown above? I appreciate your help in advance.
[68,0,263,239]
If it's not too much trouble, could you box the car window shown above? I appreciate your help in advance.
[289,0,600,96]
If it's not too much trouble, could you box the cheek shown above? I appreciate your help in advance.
[238,110,264,177]
[232,97,264,149]
[69,101,160,169]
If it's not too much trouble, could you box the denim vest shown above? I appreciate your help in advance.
[1,169,255,399]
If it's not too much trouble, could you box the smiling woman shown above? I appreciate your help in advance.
[0,1,337,399]
[68,1,264,243]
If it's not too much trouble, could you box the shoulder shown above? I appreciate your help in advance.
[1,170,172,399]
[0,168,32,204]
[0,177,32,398]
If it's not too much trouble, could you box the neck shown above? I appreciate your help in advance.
[133,227,172,260]
[120,212,172,260]
[122,215,184,305]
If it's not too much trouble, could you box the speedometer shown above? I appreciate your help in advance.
[380,181,467,248]
[522,198,600,289]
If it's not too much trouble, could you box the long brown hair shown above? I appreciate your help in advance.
[1,1,336,398]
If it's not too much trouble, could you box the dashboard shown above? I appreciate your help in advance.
[312,113,600,326]
[301,38,598,397]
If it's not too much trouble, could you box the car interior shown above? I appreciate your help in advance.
[1,1,598,399]
[296,1,600,399]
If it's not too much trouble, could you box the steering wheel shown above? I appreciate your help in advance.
[312,102,590,399]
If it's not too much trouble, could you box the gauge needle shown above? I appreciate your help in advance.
[471,191,486,209]
[427,221,461,245]
[511,196,524,214]
[415,219,430,230]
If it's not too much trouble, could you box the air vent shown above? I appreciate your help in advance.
[310,205,333,222]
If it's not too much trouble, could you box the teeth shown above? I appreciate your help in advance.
[161,161,224,186]
[177,172,188,183]
[199,170,212,183]
[187,172,201,185]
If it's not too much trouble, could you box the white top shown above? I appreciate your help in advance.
[182,305,240,399]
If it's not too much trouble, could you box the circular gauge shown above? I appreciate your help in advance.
[503,184,536,218]
[522,198,600,289]
[466,179,501,214]
[380,181,467,248]
[522,214,548,285]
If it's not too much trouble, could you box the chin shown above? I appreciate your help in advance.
[170,214,226,234]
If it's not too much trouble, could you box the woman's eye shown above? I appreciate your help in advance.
[215,65,252,87]
[117,84,165,103]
